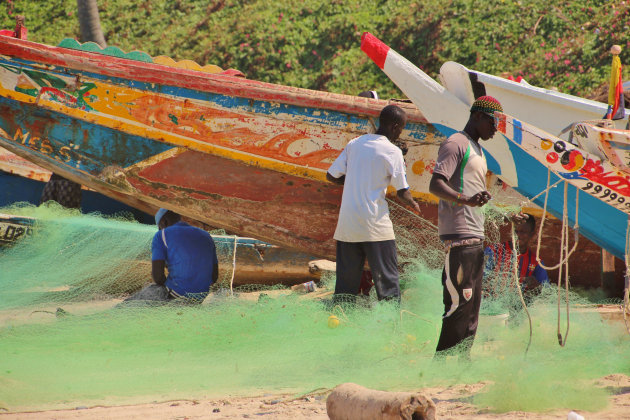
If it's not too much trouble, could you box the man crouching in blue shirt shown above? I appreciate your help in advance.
[124,208,219,304]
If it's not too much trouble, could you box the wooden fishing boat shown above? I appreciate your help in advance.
[495,115,630,259]
[360,32,630,263]
[0,213,321,286]
[0,148,156,222]
[0,28,616,287]
[438,61,629,143]
[0,31,445,261]
[438,61,630,190]
[571,122,630,174]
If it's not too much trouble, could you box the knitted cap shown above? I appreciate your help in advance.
[470,95,503,116]
[155,208,168,226]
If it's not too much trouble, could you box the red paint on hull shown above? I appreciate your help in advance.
[127,150,342,257]
[0,37,428,123]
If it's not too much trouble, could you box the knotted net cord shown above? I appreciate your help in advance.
[533,167,579,346]
[510,224,533,355]
[535,168,580,271]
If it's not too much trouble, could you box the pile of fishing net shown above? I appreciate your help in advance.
[0,201,628,413]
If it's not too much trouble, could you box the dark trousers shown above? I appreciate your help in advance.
[435,243,484,355]
[334,240,400,301]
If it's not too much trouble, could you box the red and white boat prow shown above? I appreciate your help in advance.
[360,32,469,131]
[360,32,519,187]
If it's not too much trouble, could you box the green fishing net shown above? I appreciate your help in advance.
[0,201,628,414]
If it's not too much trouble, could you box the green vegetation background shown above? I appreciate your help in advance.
[1,0,628,100]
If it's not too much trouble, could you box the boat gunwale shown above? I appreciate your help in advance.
[0,35,429,124]
[470,67,630,115]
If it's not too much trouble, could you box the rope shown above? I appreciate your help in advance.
[528,178,564,203]
[533,169,576,346]
[535,169,579,271]
[510,224,533,355]
[557,192,570,347]
[229,235,238,296]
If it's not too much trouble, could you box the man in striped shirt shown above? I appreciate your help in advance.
[484,213,549,293]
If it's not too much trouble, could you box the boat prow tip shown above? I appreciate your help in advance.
[360,32,388,69]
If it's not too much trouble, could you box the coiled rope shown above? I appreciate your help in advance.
[533,168,579,346]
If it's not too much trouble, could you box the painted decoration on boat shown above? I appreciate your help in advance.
[0,213,33,245]
[57,38,153,63]
[496,113,630,215]
[360,31,630,261]
[0,34,443,260]
[573,122,630,176]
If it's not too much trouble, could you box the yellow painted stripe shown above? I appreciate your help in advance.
[1,83,545,211]
[10,84,332,179]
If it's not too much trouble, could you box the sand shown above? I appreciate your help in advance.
[2,374,629,419]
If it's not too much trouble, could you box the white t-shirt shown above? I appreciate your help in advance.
[328,134,409,242]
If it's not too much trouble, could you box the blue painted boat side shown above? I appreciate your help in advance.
[0,171,154,224]
[0,57,433,142]
[0,97,173,173]
[506,140,626,259]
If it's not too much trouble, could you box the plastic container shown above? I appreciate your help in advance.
[291,280,317,293]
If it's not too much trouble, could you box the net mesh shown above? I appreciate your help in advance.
[0,201,628,414]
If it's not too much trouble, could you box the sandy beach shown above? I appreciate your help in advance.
[1,374,628,419]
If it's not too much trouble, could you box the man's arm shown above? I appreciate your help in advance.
[326,172,345,185]
[212,263,219,284]
[429,173,491,207]
[152,260,167,286]
[396,188,420,214]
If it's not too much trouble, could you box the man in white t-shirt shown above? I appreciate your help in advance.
[326,105,420,303]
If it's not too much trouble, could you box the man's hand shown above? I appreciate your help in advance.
[462,191,491,207]
[397,188,421,214]
[509,212,528,225]
[522,276,540,292]
[430,174,490,207]
[326,172,345,185]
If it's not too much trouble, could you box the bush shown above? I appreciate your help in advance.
[0,0,627,99]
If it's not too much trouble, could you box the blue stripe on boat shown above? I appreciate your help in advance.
[0,57,433,142]
[507,139,626,259]
[0,96,173,172]
[512,119,523,145]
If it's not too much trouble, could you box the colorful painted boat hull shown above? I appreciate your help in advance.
[0,35,445,260]
[495,114,630,259]
[0,148,156,223]
[361,32,629,260]
[573,123,630,175]
[439,61,629,138]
